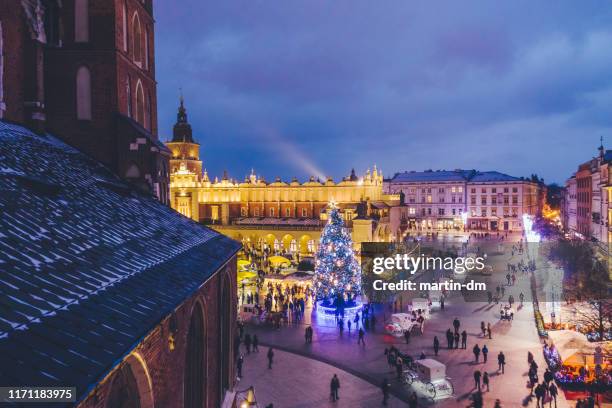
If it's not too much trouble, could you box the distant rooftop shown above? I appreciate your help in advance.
[0,121,240,401]
[389,169,521,183]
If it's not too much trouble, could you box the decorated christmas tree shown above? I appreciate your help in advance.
[313,204,362,308]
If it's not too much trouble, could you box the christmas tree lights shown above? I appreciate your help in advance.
[313,203,362,309]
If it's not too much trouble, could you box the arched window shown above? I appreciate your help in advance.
[106,363,141,408]
[135,80,144,125]
[122,1,128,51]
[125,163,140,179]
[184,303,206,408]
[74,0,89,42]
[76,66,92,120]
[132,13,142,64]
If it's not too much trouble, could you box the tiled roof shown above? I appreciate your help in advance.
[0,121,240,401]
[604,150,612,163]
[390,169,521,183]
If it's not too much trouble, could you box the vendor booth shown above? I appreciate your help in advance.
[544,330,611,388]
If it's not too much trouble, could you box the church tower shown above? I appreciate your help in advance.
[166,96,203,179]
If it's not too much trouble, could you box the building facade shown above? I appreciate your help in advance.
[385,169,543,235]
[166,100,399,253]
[0,0,169,203]
[562,143,611,280]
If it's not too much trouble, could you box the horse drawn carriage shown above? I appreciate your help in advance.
[403,359,454,401]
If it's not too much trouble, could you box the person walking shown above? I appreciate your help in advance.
[473,344,481,363]
[474,370,482,391]
[396,355,403,380]
[483,371,490,392]
[347,319,351,333]
[453,317,460,333]
[482,344,488,363]
[534,383,544,408]
[237,354,244,378]
[433,336,440,356]
[454,332,460,349]
[487,322,492,339]
[358,328,365,346]
[252,335,259,352]
[446,328,453,349]
[244,333,252,354]
[548,383,558,408]
[480,321,486,337]
[408,391,418,408]
[381,377,390,406]
[267,347,274,369]
[497,351,505,373]
[461,330,468,349]
[330,374,340,402]
[404,329,411,344]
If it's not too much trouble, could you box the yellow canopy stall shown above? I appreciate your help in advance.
[268,256,291,267]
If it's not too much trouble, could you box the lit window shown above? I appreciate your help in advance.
[270,207,275,217]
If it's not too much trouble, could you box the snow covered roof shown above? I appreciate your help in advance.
[389,169,522,183]
[0,121,240,398]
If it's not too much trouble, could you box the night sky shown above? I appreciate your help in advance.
[155,1,612,184]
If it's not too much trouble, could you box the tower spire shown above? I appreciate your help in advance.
[171,91,194,143]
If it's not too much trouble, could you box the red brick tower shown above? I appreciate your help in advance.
[0,0,169,204]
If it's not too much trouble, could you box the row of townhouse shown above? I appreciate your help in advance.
[384,169,544,235]
[561,145,611,275]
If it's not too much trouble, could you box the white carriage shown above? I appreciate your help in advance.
[403,359,454,401]
[384,313,417,337]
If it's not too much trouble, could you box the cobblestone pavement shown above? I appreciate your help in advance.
[244,247,575,407]
[238,348,404,407]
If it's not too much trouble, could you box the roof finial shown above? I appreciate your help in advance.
[179,87,184,106]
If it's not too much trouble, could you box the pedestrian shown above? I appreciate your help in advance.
[483,371,490,391]
[404,329,411,344]
[440,296,445,310]
[473,344,481,363]
[381,377,390,406]
[347,319,351,333]
[482,344,488,363]
[446,328,453,349]
[267,347,274,369]
[474,370,481,391]
[487,322,492,339]
[354,313,360,329]
[454,332,460,349]
[358,328,365,346]
[244,333,252,354]
[480,321,486,337]
[461,330,468,349]
[237,354,244,378]
[453,317,460,333]
[253,334,259,352]
[497,351,505,373]
[544,368,553,385]
[535,383,545,407]
[408,391,418,408]
[549,383,558,408]
[396,355,403,379]
[494,399,502,408]
[330,374,340,402]
[433,336,440,356]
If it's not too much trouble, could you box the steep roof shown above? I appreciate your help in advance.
[389,169,521,183]
[0,121,240,400]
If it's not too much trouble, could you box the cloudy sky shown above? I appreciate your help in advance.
[155,1,612,184]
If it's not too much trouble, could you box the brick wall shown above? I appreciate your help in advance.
[78,258,238,408]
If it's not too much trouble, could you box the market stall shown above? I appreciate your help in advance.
[544,330,611,388]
